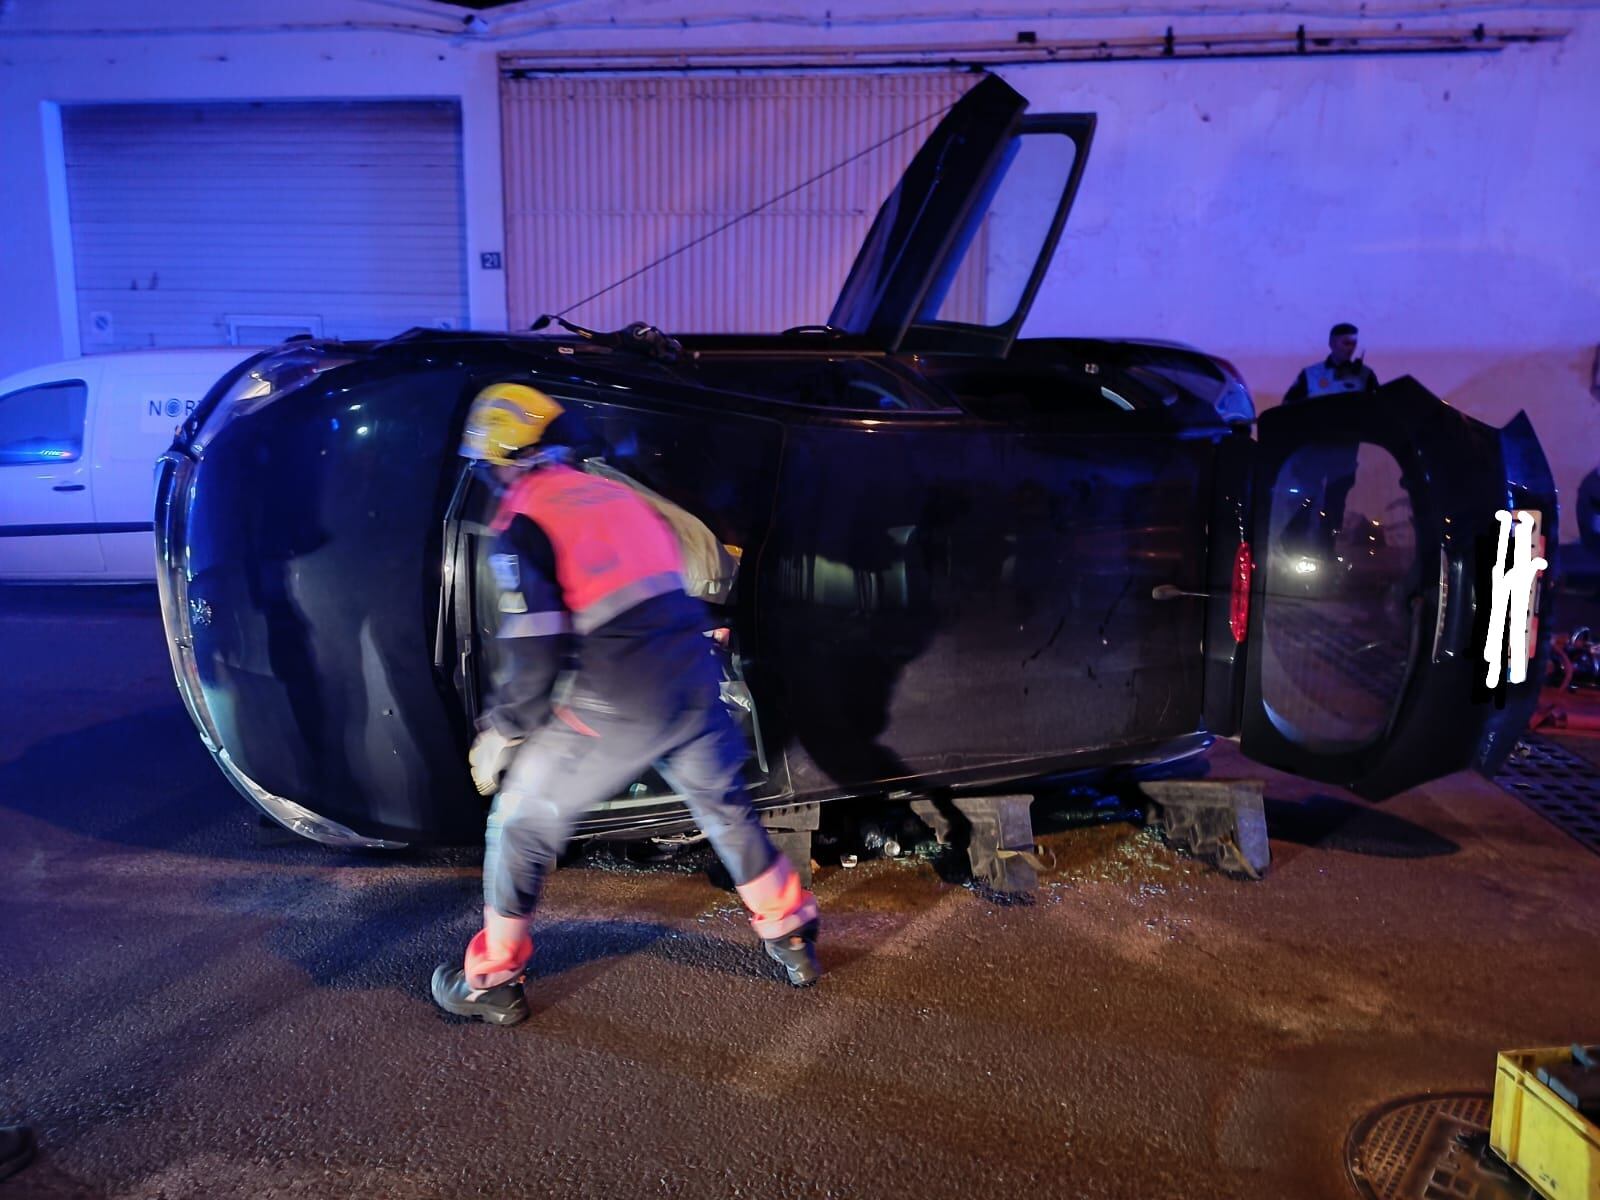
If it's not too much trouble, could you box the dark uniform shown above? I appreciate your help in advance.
[1282,356,1379,406]
[1280,356,1378,556]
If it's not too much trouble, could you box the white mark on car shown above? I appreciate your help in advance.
[1483,508,1547,687]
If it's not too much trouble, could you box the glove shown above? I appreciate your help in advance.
[469,727,524,796]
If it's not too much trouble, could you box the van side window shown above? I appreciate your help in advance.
[0,381,89,465]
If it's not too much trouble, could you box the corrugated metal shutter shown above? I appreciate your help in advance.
[62,101,467,351]
[500,73,976,334]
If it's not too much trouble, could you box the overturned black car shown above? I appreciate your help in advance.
[154,76,1554,849]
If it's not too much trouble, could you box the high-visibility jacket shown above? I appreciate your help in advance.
[1284,357,1380,405]
[490,464,685,634]
[478,464,704,738]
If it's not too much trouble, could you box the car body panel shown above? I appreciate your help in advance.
[179,361,483,843]
[758,402,1212,799]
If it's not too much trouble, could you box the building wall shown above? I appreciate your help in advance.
[2,0,1596,513]
[994,32,1600,521]
[0,0,510,371]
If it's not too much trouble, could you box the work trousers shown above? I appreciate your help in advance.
[467,626,815,986]
[486,683,774,915]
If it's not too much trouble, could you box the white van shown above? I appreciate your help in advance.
[0,348,258,582]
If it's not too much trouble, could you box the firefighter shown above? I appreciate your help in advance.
[431,382,821,1026]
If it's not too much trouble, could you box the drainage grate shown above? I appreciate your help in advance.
[1495,736,1600,855]
[1346,1092,1531,1200]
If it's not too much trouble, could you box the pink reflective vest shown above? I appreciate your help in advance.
[491,465,686,634]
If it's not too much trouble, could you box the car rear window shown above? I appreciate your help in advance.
[0,380,89,465]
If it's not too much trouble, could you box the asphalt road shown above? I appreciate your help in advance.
[2,586,1598,1200]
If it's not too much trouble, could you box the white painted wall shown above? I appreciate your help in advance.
[994,33,1600,524]
[2,0,1596,514]
[0,0,509,370]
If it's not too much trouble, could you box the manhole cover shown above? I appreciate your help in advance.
[1496,737,1600,855]
[1346,1092,1532,1199]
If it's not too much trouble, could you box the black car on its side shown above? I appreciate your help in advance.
[154,76,1554,849]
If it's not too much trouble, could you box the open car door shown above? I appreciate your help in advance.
[829,74,1094,356]
[1235,377,1556,799]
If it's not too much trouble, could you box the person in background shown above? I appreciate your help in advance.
[1280,322,1378,556]
[431,382,822,1027]
[1283,321,1380,406]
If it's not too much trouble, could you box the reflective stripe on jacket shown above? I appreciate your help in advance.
[1299,360,1375,399]
[492,464,686,634]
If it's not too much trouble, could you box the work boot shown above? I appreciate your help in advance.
[763,920,821,987]
[430,965,530,1026]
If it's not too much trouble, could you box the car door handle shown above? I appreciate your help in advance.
[52,483,86,492]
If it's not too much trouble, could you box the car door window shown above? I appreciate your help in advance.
[927,363,1159,422]
[1258,443,1418,754]
[693,357,950,413]
[0,380,88,465]
[917,130,1082,330]
[830,361,952,412]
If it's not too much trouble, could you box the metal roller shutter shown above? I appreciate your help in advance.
[62,100,468,351]
[499,72,977,335]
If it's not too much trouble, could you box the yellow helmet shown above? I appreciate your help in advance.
[458,382,567,466]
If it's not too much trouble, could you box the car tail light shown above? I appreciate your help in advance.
[1230,541,1253,642]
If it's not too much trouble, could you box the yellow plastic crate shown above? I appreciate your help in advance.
[1490,1047,1600,1199]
